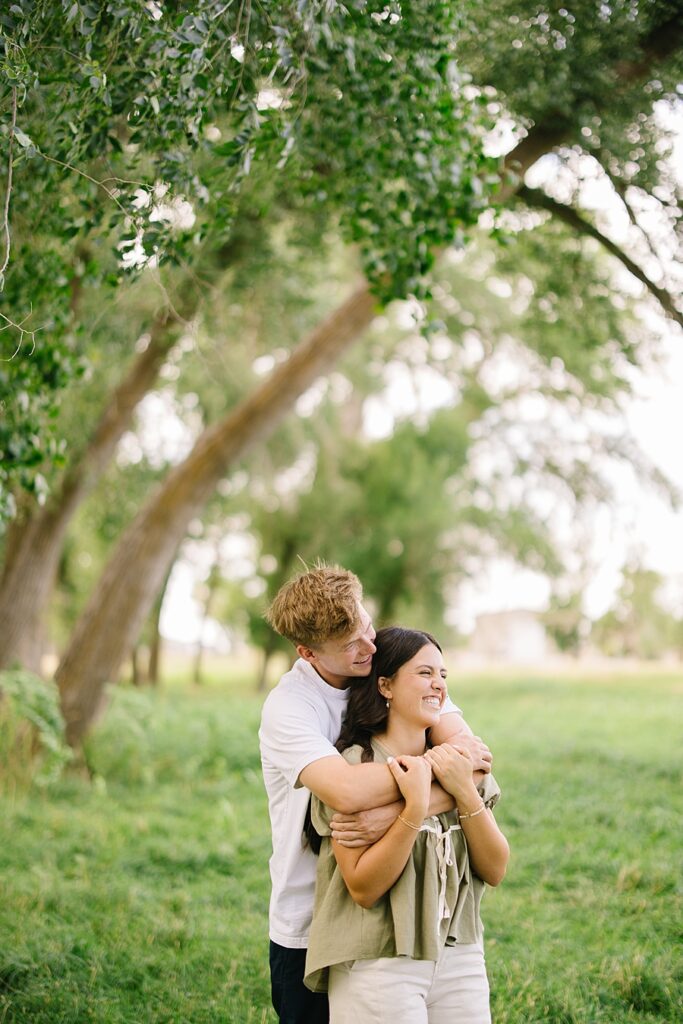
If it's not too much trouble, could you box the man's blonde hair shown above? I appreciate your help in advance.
[266,564,363,647]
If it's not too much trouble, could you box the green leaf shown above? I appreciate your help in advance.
[14,128,33,148]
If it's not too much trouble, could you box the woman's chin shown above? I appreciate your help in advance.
[417,709,441,730]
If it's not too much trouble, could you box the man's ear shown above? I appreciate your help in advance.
[296,643,317,665]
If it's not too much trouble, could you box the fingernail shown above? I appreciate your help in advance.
[387,756,394,764]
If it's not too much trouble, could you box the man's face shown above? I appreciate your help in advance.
[298,604,376,688]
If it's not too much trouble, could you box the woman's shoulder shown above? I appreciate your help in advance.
[339,743,365,765]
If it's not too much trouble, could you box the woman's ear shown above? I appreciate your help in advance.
[377,676,392,700]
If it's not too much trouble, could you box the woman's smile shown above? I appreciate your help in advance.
[422,695,442,708]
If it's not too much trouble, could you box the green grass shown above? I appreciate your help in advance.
[1,668,682,1023]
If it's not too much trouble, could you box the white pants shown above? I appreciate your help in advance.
[327,943,491,1024]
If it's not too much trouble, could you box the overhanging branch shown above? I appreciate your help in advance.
[517,184,683,330]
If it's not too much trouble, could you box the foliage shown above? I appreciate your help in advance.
[543,592,589,655]
[0,668,681,1022]
[460,0,683,179]
[591,566,682,658]
[0,0,495,512]
[0,669,72,786]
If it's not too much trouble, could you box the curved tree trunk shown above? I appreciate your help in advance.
[0,306,189,672]
[56,283,378,743]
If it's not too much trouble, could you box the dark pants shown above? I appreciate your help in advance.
[269,940,329,1024]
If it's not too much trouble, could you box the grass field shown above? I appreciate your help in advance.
[1,666,682,1023]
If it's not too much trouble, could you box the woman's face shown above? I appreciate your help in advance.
[380,643,447,729]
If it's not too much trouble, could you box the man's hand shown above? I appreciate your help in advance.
[429,712,493,774]
[330,800,403,848]
[457,733,492,774]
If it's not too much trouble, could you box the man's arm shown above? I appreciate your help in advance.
[330,780,455,847]
[299,755,400,814]
[430,711,492,777]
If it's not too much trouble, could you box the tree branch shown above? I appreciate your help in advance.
[589,151,675,266]
[0,87,17,282]
[517,184,683,330]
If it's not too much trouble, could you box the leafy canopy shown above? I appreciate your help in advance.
[0,0,495,517]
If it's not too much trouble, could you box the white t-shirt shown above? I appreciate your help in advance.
[259,657,461,948]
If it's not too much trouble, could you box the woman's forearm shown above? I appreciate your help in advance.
[457,787,509,885]
[333,799,426,908]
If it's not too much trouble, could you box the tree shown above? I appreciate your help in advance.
[591,566,681,659]
[1,0,679,741]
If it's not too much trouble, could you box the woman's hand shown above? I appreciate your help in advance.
[387,755,431,823]
[424,743,479,805]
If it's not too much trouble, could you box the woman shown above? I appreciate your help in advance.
[303,626,509,1023]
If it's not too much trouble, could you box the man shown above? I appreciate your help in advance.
[259,564,492,1024]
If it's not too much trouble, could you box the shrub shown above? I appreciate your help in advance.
[0,670,72,788]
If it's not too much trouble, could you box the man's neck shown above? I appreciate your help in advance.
[310,664,350,690]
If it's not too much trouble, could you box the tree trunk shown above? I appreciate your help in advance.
[130,645,144,687]
[192,558,222,686]
[147,563,174,687]
[257,630,282,694]
[0,306,188,672]
[147,629,162,688]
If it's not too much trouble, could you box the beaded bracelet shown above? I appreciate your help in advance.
[459,801,486,821]
[397,814,421,831]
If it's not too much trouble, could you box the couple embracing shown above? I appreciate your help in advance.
[259,565,509,1024]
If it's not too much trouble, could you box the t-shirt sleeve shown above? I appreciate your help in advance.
[259,687,341,789]
[441,692,462,715]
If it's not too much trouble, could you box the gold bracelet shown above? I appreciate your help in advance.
[397,814,421,831]
[459,801,486,821]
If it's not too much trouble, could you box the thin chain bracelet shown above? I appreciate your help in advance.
[397,814,422,830]
[459,802,486,821]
